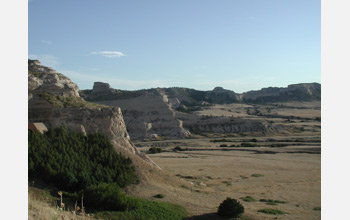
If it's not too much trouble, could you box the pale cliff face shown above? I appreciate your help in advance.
[28,59,159,168]
[28,60,80,97]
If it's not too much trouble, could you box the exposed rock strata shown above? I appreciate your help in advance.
[83,83,191,140]
[82,82,284,140]
[28,60,159,168]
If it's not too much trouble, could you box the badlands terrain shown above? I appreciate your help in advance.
[128,101,321,220]
[28,59,320,219]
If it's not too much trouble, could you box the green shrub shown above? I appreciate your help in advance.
[84,183,128,211]
[220,144,228,147]
[257,209,286,215]
[149,147,162,154]
[154,194,165,199]
[259,199,287,204]
[251,174,264,177]
[313,207,321,211]
[222,181,232,186]
[240,196,256,202]
[241,143,259,147]
[28,127,136,191]
[94,197,187,220]
[217,197,244,218]
[173,146,188,151]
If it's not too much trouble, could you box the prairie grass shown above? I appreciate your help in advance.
[251,174,264,177]
[240,196,257,202]
[257,209,286,215]
[28,187,91,220]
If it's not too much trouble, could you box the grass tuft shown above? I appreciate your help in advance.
[258,209,286,215]
[251,174,264,177]
[259,199,287,204]
[153,194,165,199]
[240,196,256,202]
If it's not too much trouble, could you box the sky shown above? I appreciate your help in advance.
[29,0,320,93]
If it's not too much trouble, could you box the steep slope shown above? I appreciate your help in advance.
[82,83,284,140]
[28,59,158,168]
[81,82,191,140]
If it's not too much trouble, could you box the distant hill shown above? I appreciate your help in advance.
[242,83,321,103]
[29,59,319,141]
[81,83,320,106]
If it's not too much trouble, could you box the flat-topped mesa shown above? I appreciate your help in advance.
[28,59,80,97]
[212,86,229,93]
[92,82,112,94]
[242,82,321,103]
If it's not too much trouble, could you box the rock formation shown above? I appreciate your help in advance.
[28,59,159,168]
[81,82,286,140]
[242,83,321,103]
[82,82,191,140]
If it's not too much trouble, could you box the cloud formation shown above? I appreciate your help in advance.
[90,51,126,58]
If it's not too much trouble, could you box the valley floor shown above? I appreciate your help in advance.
[129,134,321,220]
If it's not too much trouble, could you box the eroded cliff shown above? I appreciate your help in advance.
[28,60,159,168]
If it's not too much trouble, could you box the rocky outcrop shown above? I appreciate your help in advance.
[242,83,321,103]
[81,82,284,140]
[183,117,283,134]
[83,82,191,140]
[28,60,159,168]
[92,82,112,94]
[28,60,80,97]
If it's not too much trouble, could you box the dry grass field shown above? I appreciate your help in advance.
[28,101,320,220]
[128,101,321,220]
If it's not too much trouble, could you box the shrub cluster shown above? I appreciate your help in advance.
[149,147,162,154]
[240,142,259,147]
[28,126,136,191]
[29,127,187,219]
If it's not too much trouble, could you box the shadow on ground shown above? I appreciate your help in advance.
[184,213,224,220]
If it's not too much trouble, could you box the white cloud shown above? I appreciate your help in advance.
[90,51,126,58]
[28,54,60,68]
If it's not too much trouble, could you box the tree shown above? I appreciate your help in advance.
[217,197,244,218]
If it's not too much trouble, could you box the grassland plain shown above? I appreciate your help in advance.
[129,138,320,220]
[128,101,321,220]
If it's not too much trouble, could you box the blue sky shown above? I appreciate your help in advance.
[29,0,320,93]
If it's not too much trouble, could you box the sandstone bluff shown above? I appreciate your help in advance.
[28,59,159,168]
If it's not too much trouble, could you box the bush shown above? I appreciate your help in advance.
[84,183,128,211]
[173,146,188,151]
[154,194,165,199]
[240,196,256,202]
[257,209,286,215]
[149,147,162,154]
[217,197,244,218]
[28,127,136,191]
[240,142,258,147]
[94,197,187,220]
